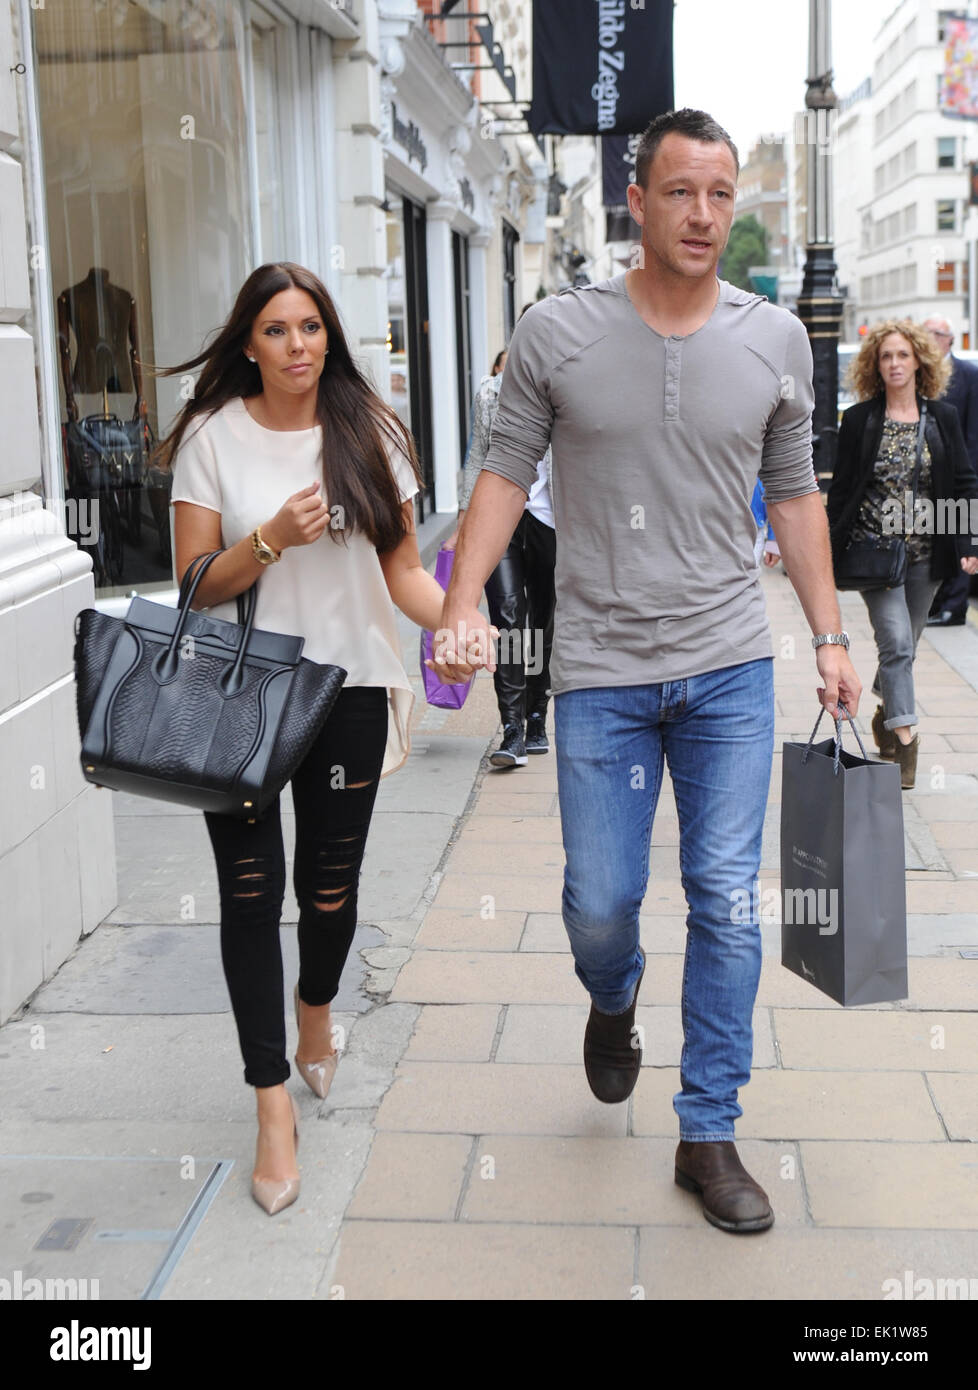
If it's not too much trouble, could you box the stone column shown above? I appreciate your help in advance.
[334,3,389,398]
[467,229,491,387]
[426,199,461,513]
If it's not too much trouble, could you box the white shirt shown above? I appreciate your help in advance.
[169,395,419,778]
[525,451,554,527]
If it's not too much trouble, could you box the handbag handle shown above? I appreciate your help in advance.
[155,551,259,693]
[177,550,256,629]
[802,702,869,775]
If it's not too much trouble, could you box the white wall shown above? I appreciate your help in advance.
[0,4,116,1024]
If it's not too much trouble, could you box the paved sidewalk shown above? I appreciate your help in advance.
[2,566,977,1300]
[330,570,978,1300]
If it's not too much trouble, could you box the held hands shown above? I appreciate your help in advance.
[424,603,499,683]
[815,644,862,722]
[264,482,329,552]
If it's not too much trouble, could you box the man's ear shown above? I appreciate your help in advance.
[625,182,645,228]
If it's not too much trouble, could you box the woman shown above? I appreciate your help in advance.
[828,319,978,788]
[446,313,556,768]
[157,262,446,1214]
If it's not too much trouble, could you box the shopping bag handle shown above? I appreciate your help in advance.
[801,703,869,775]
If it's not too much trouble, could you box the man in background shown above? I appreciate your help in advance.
[924,316,978,626]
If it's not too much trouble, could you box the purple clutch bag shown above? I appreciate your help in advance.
[420,545,475,710]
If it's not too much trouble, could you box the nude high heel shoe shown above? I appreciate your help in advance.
[293,983,339,1100]
[251,1093,301,1216]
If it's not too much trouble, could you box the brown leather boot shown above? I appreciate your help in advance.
[675,1140,774,1233]
[871,704,896,760]
[895,733,919,790]
[583,950,645,1104]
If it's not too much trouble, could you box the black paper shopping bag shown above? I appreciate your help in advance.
[780,706,908,1006]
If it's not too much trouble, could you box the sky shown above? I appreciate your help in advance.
[673,0,892,160]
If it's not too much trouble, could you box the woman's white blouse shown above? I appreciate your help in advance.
[169,395,419,778]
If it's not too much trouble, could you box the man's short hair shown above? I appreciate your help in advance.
[633,108,740,191]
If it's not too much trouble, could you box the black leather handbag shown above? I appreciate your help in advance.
[73,550,347,818]
[834,404,927,592]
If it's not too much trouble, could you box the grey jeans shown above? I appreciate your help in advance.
[861,559,942,729]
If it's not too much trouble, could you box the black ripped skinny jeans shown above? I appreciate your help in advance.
[203,686,388,1088]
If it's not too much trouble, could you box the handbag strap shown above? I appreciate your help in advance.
[906,400,928,519]
[802,702,870,775]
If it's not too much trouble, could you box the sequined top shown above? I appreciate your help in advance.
[847,417,933,563]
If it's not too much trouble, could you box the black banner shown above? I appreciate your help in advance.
[602,133,640,242]
[527,0,674,137]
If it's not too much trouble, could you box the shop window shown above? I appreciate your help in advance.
[32,0,254,596]
[384,189,433,515]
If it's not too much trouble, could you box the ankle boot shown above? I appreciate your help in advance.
[895,733,919,790]
[525,709,549,754]
[871,705,896,760]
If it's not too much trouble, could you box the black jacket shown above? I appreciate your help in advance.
[827,394,978,582]
[944,354,978,468]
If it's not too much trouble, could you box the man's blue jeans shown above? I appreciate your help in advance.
[554,658,775,1141]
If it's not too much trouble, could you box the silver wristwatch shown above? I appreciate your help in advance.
[811,632,850,651]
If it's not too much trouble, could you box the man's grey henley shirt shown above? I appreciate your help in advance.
[479,272,820,695]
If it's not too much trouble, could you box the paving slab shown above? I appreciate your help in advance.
[329,1220,635,1300]
[925,1073,978,1142]
[636,1227,978,1301]
[495,1003,777,1068]
[773,1008,978,1071]
[107,809,452,926]
[375,1062,629,1137]
[0,1153,226,1300]
[631,1067,945,1141]
[801,1140,978,1229]
[29,923,382,1015]
[345,1132,473,1221]
[456,1136,807,1227]
[390,949,685,1004]
[402,1004,502,1062]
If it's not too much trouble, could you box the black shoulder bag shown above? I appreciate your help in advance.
[73,550,347,818]
[834,402,927,591]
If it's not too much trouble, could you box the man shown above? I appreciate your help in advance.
[429,108,861,1234]
[923,316,978,626]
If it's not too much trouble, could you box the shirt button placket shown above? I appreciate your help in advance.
[664,339,682,421]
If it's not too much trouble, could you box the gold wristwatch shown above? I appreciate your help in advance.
[251,526,281,565]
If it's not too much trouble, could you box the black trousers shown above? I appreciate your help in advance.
[482,510,556,727]
[203,686,388,1088]
[929,570,969,619]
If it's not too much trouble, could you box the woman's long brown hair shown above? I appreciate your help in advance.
[154,262,422,551]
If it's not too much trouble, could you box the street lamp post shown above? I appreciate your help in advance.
[795,0,845,486]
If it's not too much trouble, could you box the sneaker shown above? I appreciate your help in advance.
[489,723,527,768]
[525,712,549,754]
